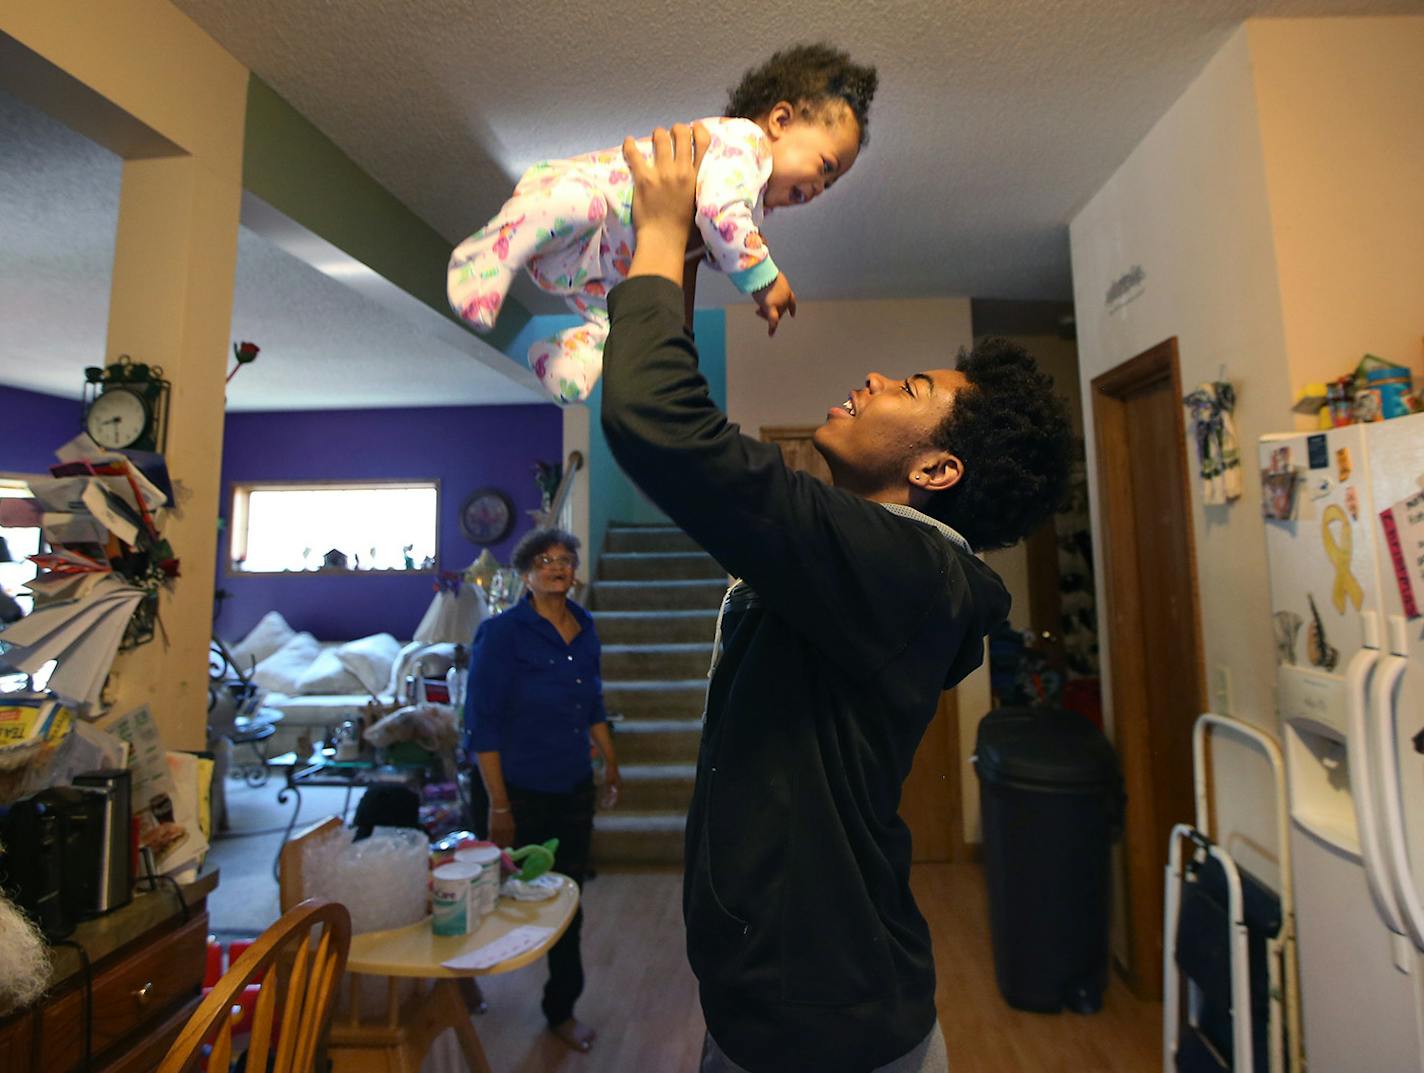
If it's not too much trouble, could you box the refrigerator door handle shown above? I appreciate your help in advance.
[1347,640,1407,934]
[1373,652,1424,951]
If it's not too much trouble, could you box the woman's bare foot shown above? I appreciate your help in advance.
[550,1018,596,1052]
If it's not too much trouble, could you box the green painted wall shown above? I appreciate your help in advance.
[241,74,729,567]
[241,75,531,352]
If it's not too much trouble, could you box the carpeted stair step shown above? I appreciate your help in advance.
[593,609,719,644]
[591,578,727,611]
[604,524,703,554]
[599,551,726,582]
[592,811,686,866]
[602,643,713,680]
[616,763,697,812]
[607,718,703,763]
[602,679,707,721]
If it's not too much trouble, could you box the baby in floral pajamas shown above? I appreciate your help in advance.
[447,44,877,403]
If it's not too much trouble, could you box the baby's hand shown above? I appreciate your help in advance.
[754,273,798,336]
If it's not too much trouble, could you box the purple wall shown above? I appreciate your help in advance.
[0,385,82,473]
[217,403,561,642]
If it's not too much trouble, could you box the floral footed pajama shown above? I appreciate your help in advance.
[447,158,633,404]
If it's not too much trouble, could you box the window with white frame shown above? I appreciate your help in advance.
[229,482,439,574]
[0,480,41,615]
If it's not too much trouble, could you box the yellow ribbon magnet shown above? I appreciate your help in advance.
[1322,504,1364,613]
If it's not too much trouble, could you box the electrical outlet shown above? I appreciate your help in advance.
[1212,666,1232,714]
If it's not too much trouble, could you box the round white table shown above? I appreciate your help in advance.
[331,875,579,1073]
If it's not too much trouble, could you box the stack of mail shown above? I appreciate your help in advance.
[0,576,150,709]
[0,435,175,712]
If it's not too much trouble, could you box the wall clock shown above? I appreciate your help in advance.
[82,355,170,453]
[459,488,515,546]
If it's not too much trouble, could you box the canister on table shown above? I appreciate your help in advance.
[457,844,505,916]
[431,861,481,936]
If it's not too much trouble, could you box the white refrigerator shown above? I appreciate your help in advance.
[1260,414,1424,1072]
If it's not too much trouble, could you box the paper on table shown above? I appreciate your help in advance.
[46,720,129,784]
[161,751,210,877]
[107,706,182,860]
[440,925,556,971]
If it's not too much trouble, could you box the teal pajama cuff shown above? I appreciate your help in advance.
[728,256,780,295]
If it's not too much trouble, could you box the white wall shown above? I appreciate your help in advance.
[1249,17,1424,391]
[725,297,974,438]
[724,297,996,842]
[1069,25,1292,948]
[1069,16,1424,954]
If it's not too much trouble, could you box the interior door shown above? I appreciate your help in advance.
[1091,338,1206,996]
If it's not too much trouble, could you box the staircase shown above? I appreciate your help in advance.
[590,523,723,866]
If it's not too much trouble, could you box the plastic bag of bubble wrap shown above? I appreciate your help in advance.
[300,825,429,934]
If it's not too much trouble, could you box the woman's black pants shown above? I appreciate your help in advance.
[506,778,595,1027]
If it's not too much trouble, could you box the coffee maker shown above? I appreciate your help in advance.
[0,770,133,937]
[0,789,88,939]
[72,769,133,914]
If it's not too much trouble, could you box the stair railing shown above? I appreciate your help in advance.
[535,450,585,532]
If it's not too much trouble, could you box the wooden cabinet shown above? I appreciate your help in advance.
[0,875,215,1073]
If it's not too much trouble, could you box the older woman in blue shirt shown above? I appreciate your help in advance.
[465,526,620,1053]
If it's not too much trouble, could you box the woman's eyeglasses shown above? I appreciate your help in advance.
[534,554,576,570]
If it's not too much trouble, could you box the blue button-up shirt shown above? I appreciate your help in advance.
[464,594,607,794]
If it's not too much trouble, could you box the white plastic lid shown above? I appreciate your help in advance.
[456,846,503,865]
[433,861,481,880]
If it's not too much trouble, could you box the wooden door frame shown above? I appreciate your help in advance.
[1090,337,1206,998]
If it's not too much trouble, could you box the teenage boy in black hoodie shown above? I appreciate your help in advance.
[601,125,1073,1073]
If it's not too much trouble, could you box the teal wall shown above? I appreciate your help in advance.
[507,308,727,565]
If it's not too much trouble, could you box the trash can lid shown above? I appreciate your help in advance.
[973,706,1120,789]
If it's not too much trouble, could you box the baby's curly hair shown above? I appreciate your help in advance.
[925,339,1073,551]
[726,44,878,145]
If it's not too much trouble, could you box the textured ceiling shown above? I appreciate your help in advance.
[0,88,545,411]
[5,2,1421,411]
[172,0,1423,307]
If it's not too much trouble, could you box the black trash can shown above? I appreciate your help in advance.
[972,705,1123,1014]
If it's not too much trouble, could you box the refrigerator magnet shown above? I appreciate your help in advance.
[1309,474,1335,501]
[1321,505,1364,613]
[1273,610,1303,665]
[1306,593,1339,671]
[1345,486,1359,520]
[1307,434,1329,469]
[1336,447,1352,482]
[1261,468,1300,520]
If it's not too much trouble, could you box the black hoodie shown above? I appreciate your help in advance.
[602,277,1011,1073]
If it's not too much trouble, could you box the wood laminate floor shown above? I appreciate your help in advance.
[423,863,1160,1073]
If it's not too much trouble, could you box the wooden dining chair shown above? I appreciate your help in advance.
[157,898,352,1073]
